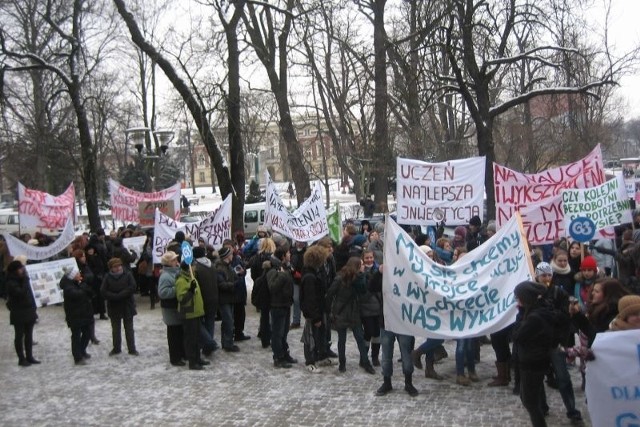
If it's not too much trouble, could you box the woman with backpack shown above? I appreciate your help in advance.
[326,256,374,374]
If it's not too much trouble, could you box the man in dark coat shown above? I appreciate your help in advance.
[60,266,95,364]
[193,246,219,356]
[101,257,138,356]
[268,248,297,368]
[5,260,39,366]
[214,246,239,352]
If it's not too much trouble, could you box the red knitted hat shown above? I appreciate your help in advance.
[580,255,597,271]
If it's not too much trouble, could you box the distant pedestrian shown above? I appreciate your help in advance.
[5,260,40,367]
[60,266,95,365]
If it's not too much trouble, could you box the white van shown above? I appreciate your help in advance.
[243,202,266,236]
[0,210,20,235]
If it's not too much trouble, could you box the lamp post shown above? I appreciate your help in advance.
[125,127,174,192]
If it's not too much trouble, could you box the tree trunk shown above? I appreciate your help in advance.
[372,0,389,212]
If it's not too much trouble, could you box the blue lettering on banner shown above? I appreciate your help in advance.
[615,412,640,427]
[611,385,640,400]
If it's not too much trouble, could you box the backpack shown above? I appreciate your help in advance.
[251,269,270,309]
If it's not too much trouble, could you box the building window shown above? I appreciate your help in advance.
[199,172,205,183]
[198,154,206,168]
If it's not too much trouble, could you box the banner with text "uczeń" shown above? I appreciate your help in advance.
[109,178,181,224]
[152,195,231,264]
[562,175,632,234]
[18,182,75,231]
[396,156,485,225]
[264,173,328,243]
[494,145,606,244]
[383,213,532,339]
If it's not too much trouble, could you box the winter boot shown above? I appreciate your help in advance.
[376,376,393,396]
[404,374,419,396]
[371,343,381,367]
[424,358,443,380]
[433,345,448,362]
[487,361,510,387]
[411,348,424,369]
[456,375,471,386]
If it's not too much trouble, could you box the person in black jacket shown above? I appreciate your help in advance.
[300,245,332,372]
[535,262,582,423]
[193,246,220,356]
[268,247,297,368]
[5,260,40,367]
[214,246,240,352]
[60,266,95,365]
[512,281,555,427]
[101,257,138,356]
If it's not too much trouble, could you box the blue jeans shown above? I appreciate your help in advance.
[291,284,301,324]
[219,304,235,349]
[417,338,444,362]
[380,328,414,377]
[270,307,290,360]
[455,338,475,375]
[336,324,369,366]
[550,348,580,418]
[200,311,219,352]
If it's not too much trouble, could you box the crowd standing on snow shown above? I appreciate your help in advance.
[3,212,640,427]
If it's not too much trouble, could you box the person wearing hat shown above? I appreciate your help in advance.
[175,259,207,370]
[574,255,601,310]
[101,257,138,356]
[157,251,186,366]
[534,261,583,423]
[511,281,556,427]
[214,245,240,352]
[610,295,640,330]
[192,245,219,356]
[241,226,269,259]
[60,264,95,365]
[5,260,40,366]
[466,215,483,251]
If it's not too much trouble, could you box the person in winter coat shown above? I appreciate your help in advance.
[326,257,374,374]
[267,247,297,368]
[609,294,640,330]
[360,250,381,366]
[251,238,276,347]
[86,238,108,320]
[367,230,384,265]
[573,256,601,309]
[511,281,556,427]
[535,262,583,423]
[300,245,332,372]
[101,257,138,356]
[214,246,240,352]
[110,237,137,274]
[289,241,307,329]
[5,260,40,367]
[193,246,219,356]
[60,266,95,365]
[73,249,100,345]
[157,251,185,366]
[229,241,250,342]
[175,261,207,370]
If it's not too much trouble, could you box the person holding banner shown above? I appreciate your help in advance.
[326,257,374,375]
[60,266,94,365]
[5,260,40,367]
[101,258,138,356]
[175,261,207,371]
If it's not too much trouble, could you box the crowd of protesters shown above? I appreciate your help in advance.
[3,209,640,426]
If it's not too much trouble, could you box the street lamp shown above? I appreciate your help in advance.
[125,127,174,191]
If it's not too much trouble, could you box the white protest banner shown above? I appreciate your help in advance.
[25,257,79,307]
[264,173,329,243]
[382,213,532,338]
[122,235,147,266]
[562,175,632,233]
[152,195,232,263]
[585,330,640,427]
[396,157,485,225]
[109,178,180,224]
[2,220,76,261]
[18,182,75,230]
